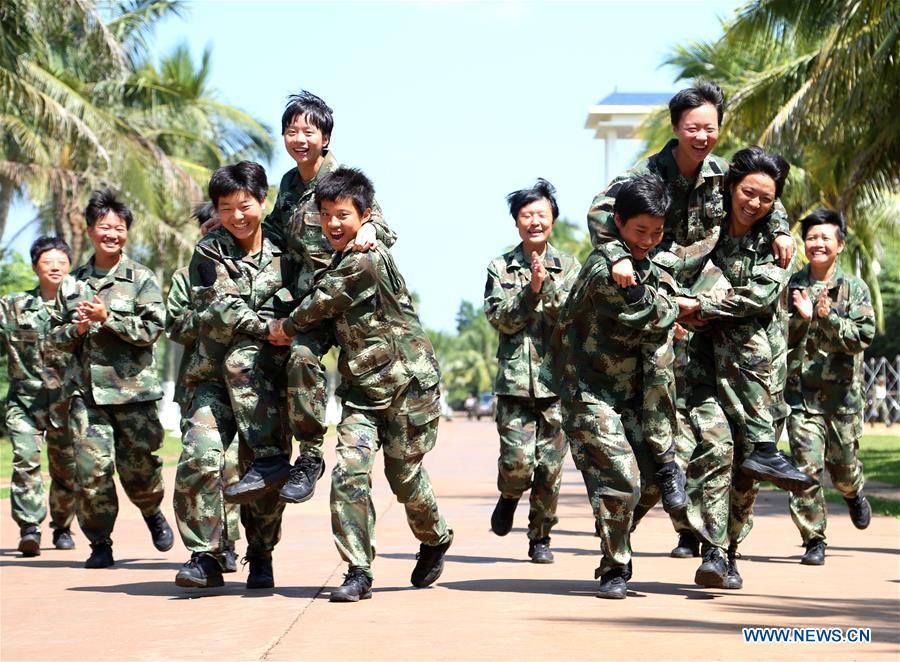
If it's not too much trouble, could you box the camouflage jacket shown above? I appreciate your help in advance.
[286,242,440,410]
[51,255,164,405]
[184,227,291,386]
[262,151,396,297]
[0,287,69,409]
[164,267,197,407]
[587,139,789,286]
[484,242,580,398]
[541,241,678,405]
[693,221,795,325]
[785,264,875,415]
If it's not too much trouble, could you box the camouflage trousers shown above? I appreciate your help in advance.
[69,394,165,546]
[787,410,865,544]
[224,328,329,460]
[331,381,451,576]
[494,396,568,541]
[563,397,660,577]
[684,391,759,551]
[641,328,677,464]
[667,408,697,535]
[6,396,76,533]
[174,381,287,558]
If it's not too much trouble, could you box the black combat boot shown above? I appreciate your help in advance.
[596,566,628,600]
[244,551,274,589]
[175,553,225,588]
[330,567,373,602]
[18,526,41,557]
[84,542,114,568]
[490,496,519,536]
[656,461,687,514]
[844,493,871,530]
[670,531,700,558]
[800,538,826,566]
[225,455,292,503]
[52,527,75,550]
[740,444,815,493]
[279,454,326,503]
[724,544,742,589]
[694,545,727,588]
[222,543,238,573]
[528,537,554,564]
[411,530,454,588]
[143,510,174,552]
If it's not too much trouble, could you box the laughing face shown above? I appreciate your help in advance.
[804,222,844,270]
[614,213,665,261]
[217,190,265,251]
[87,211,128,262]
[729,172,777,235]
[515,198,554,252]
[283,113,328,176]
[672,103,719,169]
[318,197,371,252]
[33,249,71,289]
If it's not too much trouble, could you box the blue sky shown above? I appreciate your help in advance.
[4,0,743,331]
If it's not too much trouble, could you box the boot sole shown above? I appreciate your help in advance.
[329,590,373,603]
[152,537,175,553]
[84,559,114,569]
[694,567,727,588]
[18,539,41,557]
[54,541,75,550]
[529,556,554,564]
[800,556,825,566]
[670,548,700,559]
[175,574,225,588]
[723,577,743,589]
[279,483,317,504]
[247,580,275,590]
[596,590,627,600]
[225,480,286,504]
[739,459,815,493]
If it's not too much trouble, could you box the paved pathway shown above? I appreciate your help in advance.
[1,419,898,661]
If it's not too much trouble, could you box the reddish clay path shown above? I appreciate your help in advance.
[2,418,898,661]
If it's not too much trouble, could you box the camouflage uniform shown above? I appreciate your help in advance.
[287,242,450,577]
[683,221,795,551]
[587,140,791,465]
[0,289,77,534]
[175,228,292,558]
[542,241,678,577]
[785,265,874,544]
[484,242,580,541]
[50,256,166,546]
[225,152,397,461]
[165,266,240,558]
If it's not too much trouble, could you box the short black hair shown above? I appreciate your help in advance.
[669,81,725,126]
[191,201,216,227]
[726,145,790,198]
[208,161,268,207]
[613,173,671,223]
[281,90,334,141]
[85,188,133,228]
[30,235,72,265]
[314,167,374,216]
[801,208,846,241]
[506,178,559,222]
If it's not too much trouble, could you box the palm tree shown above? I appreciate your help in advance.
[638,0,900,327]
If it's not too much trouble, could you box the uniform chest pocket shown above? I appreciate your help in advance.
[107,297,135,315]
[347,342,394,376]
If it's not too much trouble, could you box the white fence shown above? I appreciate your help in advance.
[863,356,899,423]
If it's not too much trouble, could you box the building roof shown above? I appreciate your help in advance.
[595,91,671,106]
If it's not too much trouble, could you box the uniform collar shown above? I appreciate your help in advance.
[290,151,341,197]
[658,138,725,189]
[81,254,133,282]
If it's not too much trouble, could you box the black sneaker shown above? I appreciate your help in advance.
[18,526,41,557]
[143,511,174,552]
[52,527,75,550]
[244,552,274,589]
[740,449,815,493]
[330,567,373,602]
[490,496,519,536]
[222,544,238,574]
[528,537,554,564]
[724,544,742,590]
[175,553,225,588]
[225,456,292,504]
[596,567,628,599]
[844,494,871,530]
[800,538,826,566]
[670,531,700,558]
[279,455,326,504]
[411,530,454,588]
[694,545,727,588]
[656,461,687,514]
[85,542,114,569]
